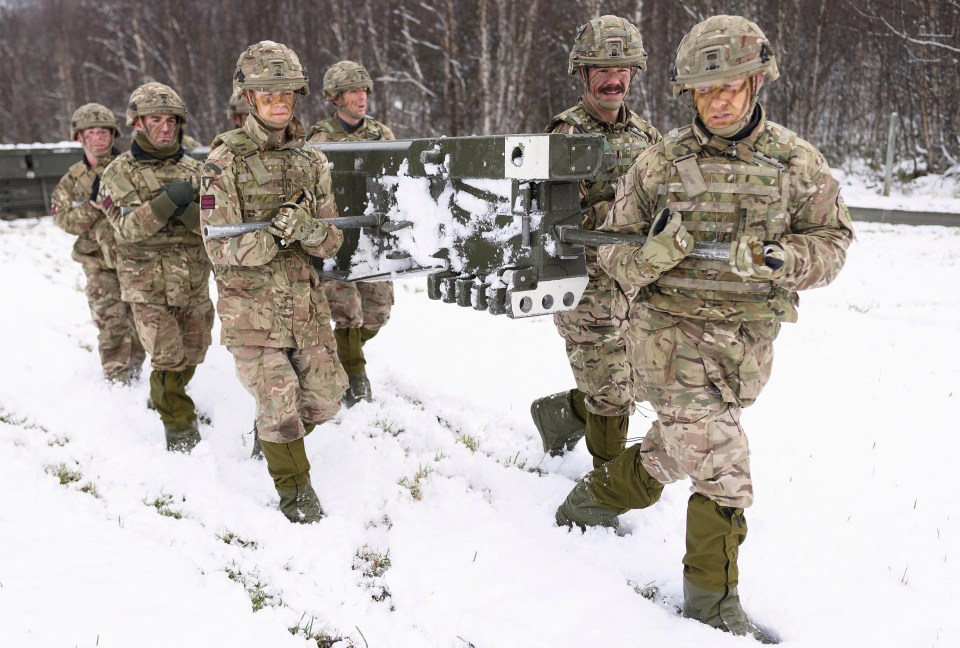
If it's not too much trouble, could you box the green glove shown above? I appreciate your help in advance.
[270,202,328,246]
[729,235,792,280]
[149,181,195,221]
[176,202,201,230]
[636,209,694,278]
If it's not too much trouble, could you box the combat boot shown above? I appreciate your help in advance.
[555,476,621,531]
[344,371,373,407]
[530,389,587,455]
[260,436,323,524]
[164,419,201,453]
[682,493,779,643]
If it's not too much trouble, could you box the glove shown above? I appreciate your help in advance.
[635,209,694,278]
[729,235,793,280]
[176,202,201,230]
[148,181,195,221]
[89,175,101,202]
[268,201,328,247]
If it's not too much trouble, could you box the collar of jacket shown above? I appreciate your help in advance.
[693,104,766,157]
[243,114,307,151]
[577,97,632,132]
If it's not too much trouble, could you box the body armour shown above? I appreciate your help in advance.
[201,116,344,349]
[308,115,395,143]
[51,152,119,268]
[98,150,208,306]
[600,106,853,323]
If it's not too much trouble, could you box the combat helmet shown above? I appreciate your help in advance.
[70,103,120,139]
[226,87,251,120]
[568,15,647,75]
[234,41,309,95]
[671,15,779,97]
[323,60,373,102]
[125,82,187,127]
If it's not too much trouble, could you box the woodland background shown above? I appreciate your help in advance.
[1,0,957,175]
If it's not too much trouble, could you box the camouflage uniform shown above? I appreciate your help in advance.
[532,16,659,466]
[556,16,854,641]
[51,136,145,382]
[98,83,213,450]
[202,114,347,444]
[201,40,347,524]
[307,60,396,406]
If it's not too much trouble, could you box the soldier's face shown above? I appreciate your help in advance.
[137,114,180,145]
[78,127,113,155]
[336,88,368,119]
[586,67,632,104]
[693,77,754,131]
[252,90,295,124]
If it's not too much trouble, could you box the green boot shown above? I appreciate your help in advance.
[164,419,201,453]
[335,327,373,407]
[682,493,778,643]
[260,436,323,524]
[555,444,664,530]
[583,410,628,468]
[530,389,587,455]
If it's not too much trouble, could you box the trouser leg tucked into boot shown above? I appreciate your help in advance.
[584,410,629,468]
[260,436,323,524]
[555,444,664,531]
[530,389,587,455]
[150,367,200,453]
[682,493,778,643]
[335,327,372,407]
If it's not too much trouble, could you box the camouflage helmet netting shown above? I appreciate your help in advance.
[234,41,309,95]
[125,82,188,127]
[323,60,373,102]
[671,15,779,97]
[568,15,647,75]
[70,102,120,139]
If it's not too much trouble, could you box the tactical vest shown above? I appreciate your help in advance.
[121,155,201,244]
[547,103,656,227]
[647,121,799,320]
[215,128,321,222]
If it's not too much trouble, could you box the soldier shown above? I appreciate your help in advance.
[307,60,395,406]
[98,82,213,453]
[51,103,146,383]
[530,16,660,466]
[554,16,854,641]
[226,88,250,129]
[201,41,348,524]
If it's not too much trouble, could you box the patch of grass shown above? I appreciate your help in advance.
[353,545,392,603]
[217,530,259,550]
[144,492,184,519]
[374,415,402,436]
[47,435,70,447]
[457,434,480,453]
[398,464,432,501]
[45,462,82,485]
[288,615,359,647]
[225,562,281,612]
[499,450,526,469]
[78,482,101,498]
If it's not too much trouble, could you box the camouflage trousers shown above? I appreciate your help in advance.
[554,274,633,417]
[628,308,780,509]
[129,298,214,372]
[322,278,394,331]
[229,331,348,444]
[80,260,145,381]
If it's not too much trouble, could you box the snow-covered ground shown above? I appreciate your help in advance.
[1,172,958,648]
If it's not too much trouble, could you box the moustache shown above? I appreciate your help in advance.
[599,83,626,94]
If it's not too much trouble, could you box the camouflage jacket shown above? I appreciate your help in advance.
[599,106,854,323]
[51,151,119,268]
[307,114,395,143]
[201,116,344,349]
[98,145,209,306]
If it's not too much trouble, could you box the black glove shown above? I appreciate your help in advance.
[89,176,101,202]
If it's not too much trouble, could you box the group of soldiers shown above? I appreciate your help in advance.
[52,14,852,643]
